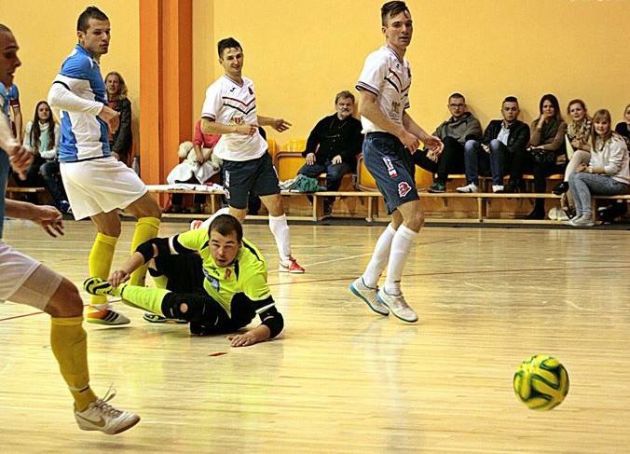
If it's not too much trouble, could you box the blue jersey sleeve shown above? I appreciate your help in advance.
[60,52,93,81]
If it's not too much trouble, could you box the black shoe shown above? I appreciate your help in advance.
[525,209,545,220]
[504,181,521,193]
[552,181,569,196]
[323,202,333,216]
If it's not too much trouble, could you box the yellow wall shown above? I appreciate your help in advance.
[0,0,139,148]
[4,0,628,154]
[196,0,630,144]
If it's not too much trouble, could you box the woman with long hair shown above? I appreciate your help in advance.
[21,101,70,212]
[615,103,630,147]
[105,71,132,165]
[567,109,630,227]
[526,93,568,219]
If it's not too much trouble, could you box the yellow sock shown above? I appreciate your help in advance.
[119,283,170,315]
[129,217,161,286]
[50,317,97,412]
[88,233,118,307]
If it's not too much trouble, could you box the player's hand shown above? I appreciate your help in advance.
[271,118,291,132]
[32,205,64,238]
[398,130,420,153]
[7,144,33,180]
[423,135,444,155]
[99,105,120,135]
[108,269,130,287]
[481,144,490,154]
[228,332,258,347]
[305,152,316,165]
[576,163,588,173]
[332,155,342,165]
[235,124,258,136]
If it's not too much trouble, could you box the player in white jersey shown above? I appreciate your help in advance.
[48,7,161,325]
[200,37,304,274]
[349,1,443,323]
[0,23,139,435]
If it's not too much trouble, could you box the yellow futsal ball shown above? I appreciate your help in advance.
[513,355,569,411]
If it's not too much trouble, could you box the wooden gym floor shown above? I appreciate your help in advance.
[1,219,630,453]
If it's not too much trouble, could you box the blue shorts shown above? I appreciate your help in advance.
[363,132,419,214]
[222,152,280,209]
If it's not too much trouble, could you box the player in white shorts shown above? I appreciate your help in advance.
[0,22,139,434]
[48,6,161,325]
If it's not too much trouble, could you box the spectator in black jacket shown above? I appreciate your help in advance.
[457,96,530,193]
[105,71,132,166]
[298,90,363,214]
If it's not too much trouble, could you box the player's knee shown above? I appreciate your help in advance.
[45,279,83,318]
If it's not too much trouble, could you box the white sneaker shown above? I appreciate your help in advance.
[74,388,140,435]
[569,215,594,227]
[556,208,570,221]
[492,185,504,193]
[376,289,418,323]
[456,183,478,193]
[349,277,389,316]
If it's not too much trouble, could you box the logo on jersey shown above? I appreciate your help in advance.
[209,276,220,291]
[224,269,232,279]
[248,87,253,95]
[398,182,412,197]
[383,157,397,178]
[391,101,401,115]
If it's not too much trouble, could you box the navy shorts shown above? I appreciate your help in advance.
[222,152,280,209]
[363,132,419,214]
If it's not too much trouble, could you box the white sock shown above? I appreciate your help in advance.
[384,225,417,295]
[199,207,231,231]
[269,214,291,262]
[362,224,397,288]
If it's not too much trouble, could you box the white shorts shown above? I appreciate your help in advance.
[61,157,147,220]
[0,242,63,310]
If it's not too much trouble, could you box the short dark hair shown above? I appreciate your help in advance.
[381,1,409,26]
[77,6,109,32]
[335,90,355,104]
[217,37,242,58]
[449,93,466,103]
[209,214,243,243]
[503,96,519,105]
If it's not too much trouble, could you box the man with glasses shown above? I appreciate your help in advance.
[456,96,530,193]
[414,93,482,193]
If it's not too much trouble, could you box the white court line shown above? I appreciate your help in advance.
[464,282,485,290]
[293,252,373,268]
[565,299,585,310]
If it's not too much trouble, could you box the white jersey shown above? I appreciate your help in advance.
[201,75,267,162]
[356,46,411,134]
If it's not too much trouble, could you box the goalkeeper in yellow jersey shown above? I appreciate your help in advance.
[84,214,284,347]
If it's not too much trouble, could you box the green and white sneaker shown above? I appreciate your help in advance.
[376,289,418,323]
[74,388,140,435]
[349,277,389,316]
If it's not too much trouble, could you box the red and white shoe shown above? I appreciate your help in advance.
[279,257,305,274]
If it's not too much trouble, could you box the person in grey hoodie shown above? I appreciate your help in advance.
[413,93,482,192]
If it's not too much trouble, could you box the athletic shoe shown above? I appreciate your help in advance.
[456,183,478,193]
[87,308,130,326]
[568,216,594,227]
[143,313,187,324]
[376,289,418,323]
[278,257,305,273]
[428,182,446,193]
[552,181,569,196]
[74,388,140,435]
[83,277,114,296]
[349,277,389,316]
[492,185,504,193]
[190,219,204,230]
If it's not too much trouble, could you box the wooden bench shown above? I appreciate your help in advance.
[6,187,48,203]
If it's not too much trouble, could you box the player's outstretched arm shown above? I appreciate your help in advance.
[200,117,257,136]
[228,303,284,348]
[257,116,291,132]
[402,111,443,154]
[228,324,271,348]
[4,200,64,237]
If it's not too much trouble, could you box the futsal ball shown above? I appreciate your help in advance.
[513,354,569,411]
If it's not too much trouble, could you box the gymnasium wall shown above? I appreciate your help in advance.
[0,0,139,148]
[196,0,629,142]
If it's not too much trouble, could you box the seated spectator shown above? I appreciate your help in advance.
[23,101,71,213]
[457,96,529,193]
[0,81,22,142]
[615,103,630,147]
[525,93,568,219]
[567,109,630,227]
[297,90,363,215]
[414,93,482,193]
[105,71,132,165]
[552,99,592,196]
[167,119,221,213]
